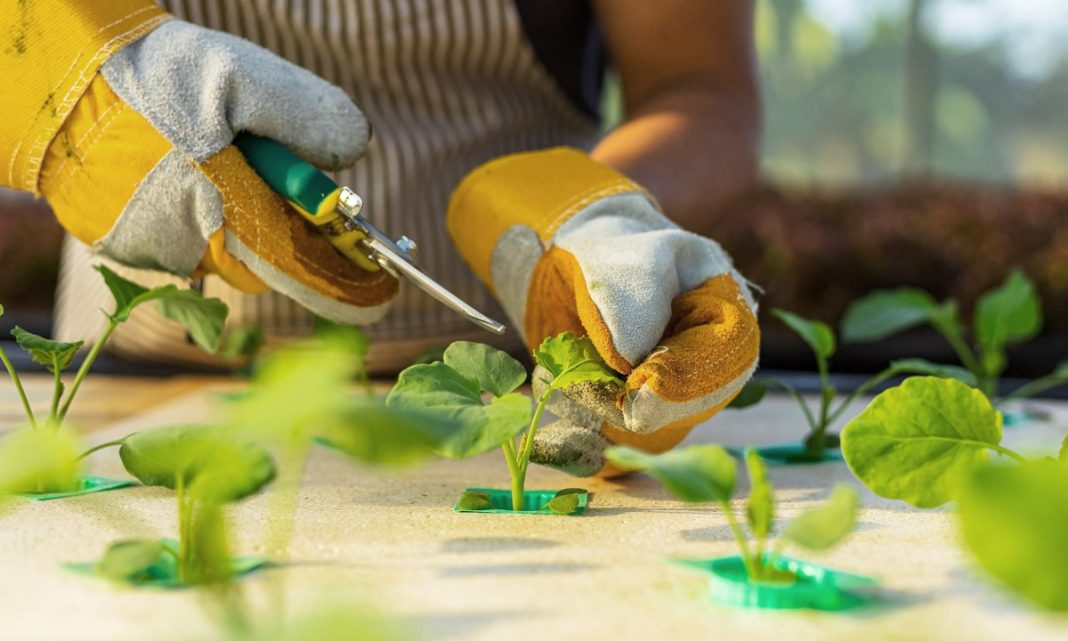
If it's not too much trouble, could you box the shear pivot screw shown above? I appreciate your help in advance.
[396,236,418,257]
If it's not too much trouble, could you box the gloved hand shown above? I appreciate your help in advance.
[447,148,760,476]
[0,1,395,324]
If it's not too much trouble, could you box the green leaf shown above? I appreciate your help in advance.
[1059,434,1068,464]
[386,362,531,459]
[841,376,1003,508]
[0,427,81,495]
[313,318,371,362]
[443,341,527,397]
[226,338,365,445]
[545,490,584,515]
[95,540,164,581]
[772,309,836,361]
[604,445,736,503]
[155,290,228,353]
[221,325,265,362]
[412,345,447,365]
[840,288,940,343]
[782,485,858,550]
[119,425,275,503]
[95,265,228,352]
[728,379,767,410]
[958,460,1068,612]
[10,327,82,373]
[456,491,492,511]
[317,399,459,467]
[888,358,978,386]
[974,270,1042,357]
[97,265,149,320]
[744,449,774,539]
[533,332,621,391]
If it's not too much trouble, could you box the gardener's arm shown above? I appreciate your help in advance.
[590,0,761,234]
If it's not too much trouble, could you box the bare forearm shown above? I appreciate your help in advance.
[592,85,761,236]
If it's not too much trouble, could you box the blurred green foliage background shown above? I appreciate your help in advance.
[756,0,1068,187]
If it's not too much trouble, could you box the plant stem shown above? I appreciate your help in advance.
[76,438,126,461]
[989,443,1027,463]
[811,357,833,455]
[506,388,553,511]
[721,500,758,579]
[519,388,553,475]
[764,378,818,432]
[936,323,982,379]
[0,344,37,428]
[58,319,118,422]
[1001,374,1067,405]
[825,366,897,426]
[176,476,189,584]
[49,358,62,425]
[501,437,522,511]
[763,539,787,574]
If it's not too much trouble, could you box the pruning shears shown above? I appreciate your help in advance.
[234,133,506,335]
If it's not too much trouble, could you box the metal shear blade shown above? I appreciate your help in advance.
[337,188,507,335]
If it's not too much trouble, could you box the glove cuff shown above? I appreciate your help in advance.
[0,0,169,193]
[446,147,653,293]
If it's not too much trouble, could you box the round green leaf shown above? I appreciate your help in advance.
[841,376,1002,508]
[96,540,164,581]
[840,288,939,343]
[317,399,459,467]
[605,444,736,503]
[782,485,858,550]
[772,309,836,361]
[443,341,527,397]
[974,270,1042,354]
[959,461,1068,612]
[386,362,531,459]
[545,492,582,515]
[456,491,492,511]
[119,425,275,503]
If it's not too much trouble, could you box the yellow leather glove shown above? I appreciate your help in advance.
[1,1,395,324]
[447,148,760,476]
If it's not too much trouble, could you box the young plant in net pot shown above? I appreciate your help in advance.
[604,444,870,610]
[841,375,1068,613]
[841,269,1064,422]
[69,424,276,588]
[729,309,919,463]
[0,265,228,499]
[387,332,621,515]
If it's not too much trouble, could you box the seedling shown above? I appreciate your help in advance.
[6,266,226,428]
[841,269,1065,404]
[387,332,621,513]
[0,267,227,494]
[76,424,276,587]
[605,444,859,584]
[841,375,1068,612]
[731,309,918,462]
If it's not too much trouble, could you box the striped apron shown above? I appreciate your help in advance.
[53,0,601,372]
